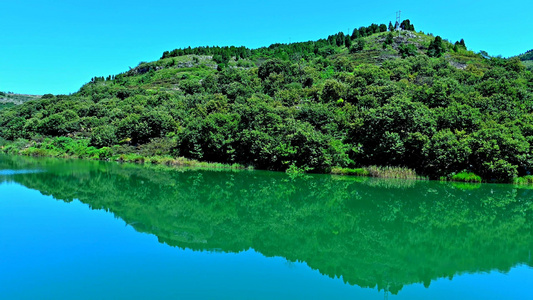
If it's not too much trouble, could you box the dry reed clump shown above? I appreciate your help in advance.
[331,166,426,180]
[364,166,426,180]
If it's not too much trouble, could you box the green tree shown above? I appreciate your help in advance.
[400,19,415,31]
[398,44,417,58]
[91,125,118,147]
[321,79,346,102]
[351,28,360,40]
[38,114,66,136]
[384,32,394,46]
[359,26,368,37]
[350,38,366,53]
[41,94,55,99]
[336,32,345,47]
[423,129,471,176]
[427,36,445,57]
[388,21,394,32]
[344,35,352,48]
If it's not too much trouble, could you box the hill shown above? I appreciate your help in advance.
[1,21,532,182]
[0,92,41,110]
[518,49,533,70]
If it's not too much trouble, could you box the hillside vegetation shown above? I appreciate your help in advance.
[518,49,533,71]
[1,21,532,182]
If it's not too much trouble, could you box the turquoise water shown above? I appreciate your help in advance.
[1,155,532,299]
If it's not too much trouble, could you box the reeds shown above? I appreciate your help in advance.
[118,155,250,170]
[365,166,426,180]
[331,166,426,180]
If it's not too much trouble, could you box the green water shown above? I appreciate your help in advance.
[1,154,532,299]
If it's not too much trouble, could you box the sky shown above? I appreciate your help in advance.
[1,0,531,95]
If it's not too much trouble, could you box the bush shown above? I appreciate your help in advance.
[331,167,370,176]
[451,172,482,183]
[398,44,417,58]
[350,39,366,53]
[38,114,66,136]
[514,175,533,184]
[91,125,118,148]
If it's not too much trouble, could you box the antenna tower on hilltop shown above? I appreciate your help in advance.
[396,10,402,36]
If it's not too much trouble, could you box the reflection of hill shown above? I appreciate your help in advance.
[2,155,533,294]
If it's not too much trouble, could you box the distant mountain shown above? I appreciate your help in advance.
[518,49,533,60]
[0,92,41,110]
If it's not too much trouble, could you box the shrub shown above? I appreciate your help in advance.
[91,125,118,148]
[350,39,366,53]
[514,175,533,184]
[398,44,418,58]
[451,171,482,183]
[331,167,370,176]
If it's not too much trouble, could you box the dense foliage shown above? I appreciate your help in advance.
[518,49,533,71]
[1,21,532,182]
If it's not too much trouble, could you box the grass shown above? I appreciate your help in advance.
[0,137,251,172]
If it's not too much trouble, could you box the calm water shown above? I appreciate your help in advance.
[1,155,532,299]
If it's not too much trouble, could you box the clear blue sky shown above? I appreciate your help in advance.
[1,0,531,95]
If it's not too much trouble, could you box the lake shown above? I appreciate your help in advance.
[1,154,532,299]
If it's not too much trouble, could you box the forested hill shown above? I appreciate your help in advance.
[1,20,532,182]
[0,92,41,111]
[518,49,533,70]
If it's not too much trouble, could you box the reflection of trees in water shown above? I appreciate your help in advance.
[3,155,533,295]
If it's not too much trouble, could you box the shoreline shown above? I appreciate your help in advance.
[2,138,532,185]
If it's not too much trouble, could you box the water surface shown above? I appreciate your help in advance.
[1,155,532,299]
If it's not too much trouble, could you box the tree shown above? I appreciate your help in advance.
[344,35,352,48]
[258,59,291,80]
[336,32,345,47]
[400,19,415,31]
[369,23,380,34]
[384,33,394,46]
[383,32,394,49]
[351,28,360,40]
[321,79,346,102]
[398,44,417,58]
[388,21,394,32]
[427,36,445,57]
[350,38,366,53]
[359,26,367,37]
[91,125,117,147]
[454,39,466,52]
